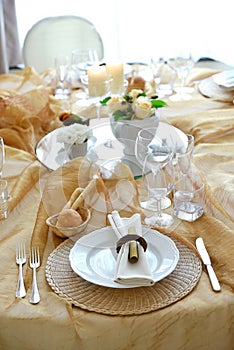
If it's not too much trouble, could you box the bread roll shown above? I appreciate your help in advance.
[57,208,83,227]
[127,76,145,91]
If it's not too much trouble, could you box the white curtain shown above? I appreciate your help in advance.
[15,0,233,67]
[0,0,22,73]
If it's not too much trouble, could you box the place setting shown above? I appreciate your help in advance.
[43,127,206,315]
[45,210,202,316]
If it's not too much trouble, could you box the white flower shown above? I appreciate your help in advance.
[106,96,125,113]
[128,89,144,100]
[135,96,152,109]
[132,96,154,119]
[56,124,93,144]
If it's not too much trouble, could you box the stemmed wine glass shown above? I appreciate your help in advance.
[142,142,174,227]
[135,127,172,210]
[71,48,99,99]
[167,49,194,101]
[81,66,112,119]
[54,54,71,100]
[149,57,165,97]
[0,137,5,179]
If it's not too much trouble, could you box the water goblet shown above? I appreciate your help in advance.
[0,137,5,179]
[167,49,194,101]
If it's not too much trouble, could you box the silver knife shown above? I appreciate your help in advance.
[195,237,221,292]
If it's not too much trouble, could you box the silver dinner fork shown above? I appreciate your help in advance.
[29,247,40,304]
[15,242,26,298]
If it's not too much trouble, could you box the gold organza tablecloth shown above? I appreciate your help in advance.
[0,65,233,350]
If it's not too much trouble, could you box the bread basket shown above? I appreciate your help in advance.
[46,183,96,238]
[46,207,91,238]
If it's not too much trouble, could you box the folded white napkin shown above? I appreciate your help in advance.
[114,240,154,286]
[108,211,154,287]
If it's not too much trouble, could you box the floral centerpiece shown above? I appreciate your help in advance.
[100,90,167,164]
[56,123,93,159]
[101,89,167,121]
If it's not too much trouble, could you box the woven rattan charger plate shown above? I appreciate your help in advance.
[46,236,202,316]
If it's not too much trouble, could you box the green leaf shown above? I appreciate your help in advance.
[70,114,82,122]
[137,92,147,98]
[100,96,111,105]
[151,99,168,108]
[123,94,132,102]
[113,110,131,121]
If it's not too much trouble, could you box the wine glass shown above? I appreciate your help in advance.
[0,137,5,178]
[149,57,165,97]
[81,66,112,119]
[71,48,99,98]
[142,147,174,228]
[135,127,172,210]
[167,49,194,101]
[54,54,72,100]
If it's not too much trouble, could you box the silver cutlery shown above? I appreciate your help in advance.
[195,237,221,292]
[15,242,26,298]
[29,247,40,304]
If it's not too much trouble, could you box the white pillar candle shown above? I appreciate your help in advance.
[87,65,108,97]
[106,62,124,95]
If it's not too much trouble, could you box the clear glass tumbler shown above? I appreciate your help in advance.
[0,137,5,178]
[173,171,204,222]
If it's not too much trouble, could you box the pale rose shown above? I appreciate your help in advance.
[107,96,124,113]
[132,96,154,119]
[136,96,152,109]
[128,89,144,99]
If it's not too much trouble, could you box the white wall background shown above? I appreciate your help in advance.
[15,0,233,65]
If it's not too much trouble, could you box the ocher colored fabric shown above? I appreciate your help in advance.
[0,67,64,153]
[0,66,234,350]
[170,108,234,145]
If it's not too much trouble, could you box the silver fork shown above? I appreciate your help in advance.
[15,242,26,298]
[29,247,40,304]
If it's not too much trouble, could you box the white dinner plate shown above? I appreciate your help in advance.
[212,70,234,89]
[69,226,179,288]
